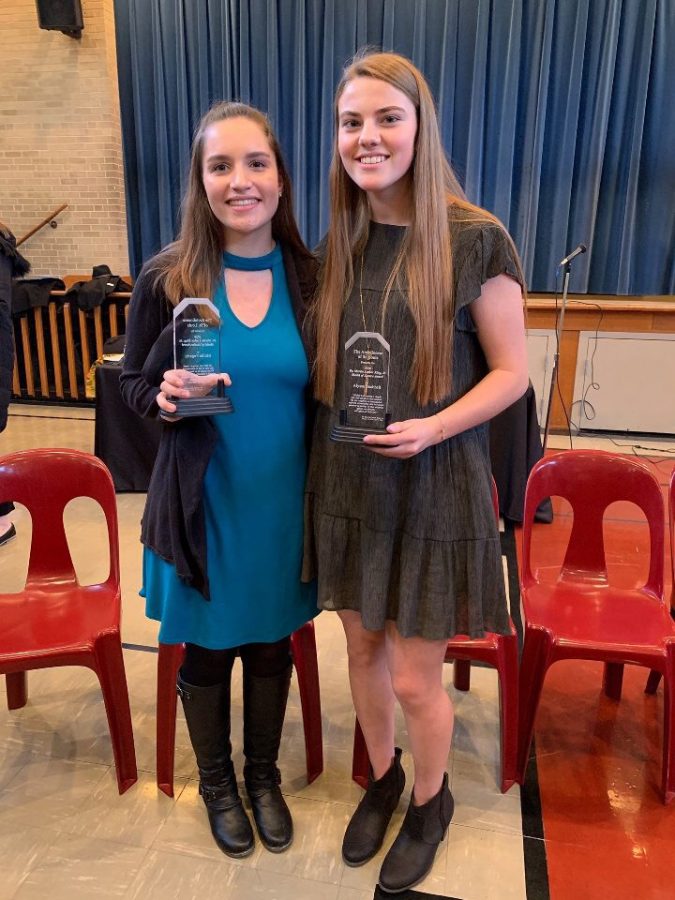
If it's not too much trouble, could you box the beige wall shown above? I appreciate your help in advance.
[0,0,129,277]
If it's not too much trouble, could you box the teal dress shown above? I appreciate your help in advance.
[142,244,318,649]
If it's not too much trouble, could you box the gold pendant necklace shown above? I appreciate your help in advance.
[358,255,372,396]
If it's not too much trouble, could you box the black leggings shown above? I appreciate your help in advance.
[182,636,291,687]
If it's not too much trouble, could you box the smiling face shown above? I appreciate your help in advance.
[201,116,281,254]
[337,76,418,218]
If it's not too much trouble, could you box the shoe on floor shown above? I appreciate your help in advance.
[378,772,454,894]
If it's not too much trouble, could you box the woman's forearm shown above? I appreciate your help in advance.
[434,368,528,441]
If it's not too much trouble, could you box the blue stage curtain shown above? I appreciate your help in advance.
[113,0,674,294]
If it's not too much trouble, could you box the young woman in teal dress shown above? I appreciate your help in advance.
[305,52,528,893]
[121,102,318,858]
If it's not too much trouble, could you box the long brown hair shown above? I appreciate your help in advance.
[152,101,311,305]
[313,50,523,406]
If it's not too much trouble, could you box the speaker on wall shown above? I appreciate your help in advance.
[35,0,84,38]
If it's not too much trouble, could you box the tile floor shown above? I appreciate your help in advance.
[0,403,527,900]
[1,404,674,899]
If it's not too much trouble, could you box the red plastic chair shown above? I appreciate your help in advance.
[0,448,137,794]
[670,466,675,606]
[517,450,675,803]
[352,479,519,794]
[156,620,323,796]
[645,466,675,695]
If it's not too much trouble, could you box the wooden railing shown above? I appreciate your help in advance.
[11,283,131,403]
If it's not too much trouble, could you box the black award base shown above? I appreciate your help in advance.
[330,410,391,443]
[168,377,234,418]
[173,395,234,417]
[330,424,388,443]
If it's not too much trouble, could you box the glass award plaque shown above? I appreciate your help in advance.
[171,298,234,417]
[330,331,391,443]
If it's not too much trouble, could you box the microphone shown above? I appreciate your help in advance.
[558,243,587,267]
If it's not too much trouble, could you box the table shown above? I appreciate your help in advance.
[94,364,161,493]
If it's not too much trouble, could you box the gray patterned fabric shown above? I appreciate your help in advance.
[303,210,524,640]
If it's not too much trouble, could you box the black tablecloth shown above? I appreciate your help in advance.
[94,367,551,522]
[94,364,161,493]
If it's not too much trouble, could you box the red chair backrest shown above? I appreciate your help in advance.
[0,448,119,591]
[522,450,664,597]
[490,477,499,524]
[670,467,675,605]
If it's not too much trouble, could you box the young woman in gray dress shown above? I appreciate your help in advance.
[305,52,528,894]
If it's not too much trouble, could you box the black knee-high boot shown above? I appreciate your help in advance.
[243,662,294,852]
[177,672,254,858]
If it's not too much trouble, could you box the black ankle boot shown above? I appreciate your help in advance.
[177,673,254,858]
[378,772,454,894]
[243,663,294,852]
[342,747,406,866]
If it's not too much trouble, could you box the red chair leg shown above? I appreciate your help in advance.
[290,622,323,784]
[6,672,27,710]
[662,642,675,804]
[352,718,369,789]
[602,662,624,701]
[93,632,138,794]
[646,670,663,695]
[453,659,471,692]
[156,643,185,797]
[498,633,519,793]
[517,627,553,783]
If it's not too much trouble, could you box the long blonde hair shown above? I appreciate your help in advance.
[314,50,521,406]
[152,102,311,305]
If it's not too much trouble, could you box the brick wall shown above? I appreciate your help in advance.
[0,0,130,277]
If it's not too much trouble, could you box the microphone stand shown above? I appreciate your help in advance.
[541,262,571,453]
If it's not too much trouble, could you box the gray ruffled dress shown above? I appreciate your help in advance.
[303,210,523,640]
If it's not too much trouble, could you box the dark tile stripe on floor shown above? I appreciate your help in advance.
[521,742,550,900]
[122,641,158,653]
[502,526,551,900]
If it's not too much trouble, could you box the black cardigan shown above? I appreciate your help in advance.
[120,243,317,599]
